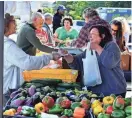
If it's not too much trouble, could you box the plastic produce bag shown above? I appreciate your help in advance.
[82,42,102,87]
[41,113,59,118]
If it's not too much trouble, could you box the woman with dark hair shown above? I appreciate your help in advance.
[61,25,126,97]
[4,14,61,106]
[111,20,125,51]
[53,16,79,47]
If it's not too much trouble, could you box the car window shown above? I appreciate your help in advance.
[76,21,85,26]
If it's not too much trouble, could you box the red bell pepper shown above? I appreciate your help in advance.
[106,106,113,114]
[80,97,90,110]
[42,96,55,108]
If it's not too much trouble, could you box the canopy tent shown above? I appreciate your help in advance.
[4,1,42,22]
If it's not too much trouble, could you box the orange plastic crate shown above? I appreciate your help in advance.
[23,69,78,83]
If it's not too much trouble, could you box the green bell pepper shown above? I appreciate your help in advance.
[71,102,81,110]
[21,110,31,116]
[63,109,73,117]
[111,110,125,118]
[48,104,63,114]
[125,106,132,116]
[113,96,125,110]
[36,114,41,118]
[126,115,132,118]
[21,106,36,116]
[124,98,131,106]
[97,113,110,118]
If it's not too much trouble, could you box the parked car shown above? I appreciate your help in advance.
[73,20,85,32]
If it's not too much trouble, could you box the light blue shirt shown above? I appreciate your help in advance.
[4,36,53,94]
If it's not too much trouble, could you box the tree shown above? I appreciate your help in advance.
[43,7,54,14]
[48,1,131,20]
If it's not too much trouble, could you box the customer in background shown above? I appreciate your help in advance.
[43,13,54,45]
[17,12,57,56]
[111,20,125,52]
[4,14,61,106]
[53,16,79,47]
[63,25,126,97]
[113,17,130,44]
[53,5,66,33]
[74,8,111,48]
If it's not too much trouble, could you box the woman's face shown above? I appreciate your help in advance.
[111,24,118,36]
[64,20,71,29]
[8,21,16,35]
[89,28,102,44]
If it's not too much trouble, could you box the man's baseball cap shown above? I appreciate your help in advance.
[57,5,66,11]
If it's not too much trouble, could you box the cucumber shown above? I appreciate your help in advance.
[31,79,62,86]
[31,83,44,88]
[56,87,67,91]
[58,83,81,89]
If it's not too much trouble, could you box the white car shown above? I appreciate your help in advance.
[73,20,85,32]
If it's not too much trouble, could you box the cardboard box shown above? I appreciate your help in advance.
[120,51,131,71]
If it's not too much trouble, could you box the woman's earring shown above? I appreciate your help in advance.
[102,34,105,39]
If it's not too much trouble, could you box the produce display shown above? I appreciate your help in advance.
[58,38,73,48]
[3,79,132,118]
[92,95,132,118]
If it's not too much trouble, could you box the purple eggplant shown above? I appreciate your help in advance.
[32,92,41,106]
[28,85,36,96]
[10,89,23,98]
[24,97,33,106]
[10,96,25,107]
[10,93,21,103]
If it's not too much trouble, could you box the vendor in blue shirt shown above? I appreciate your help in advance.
[63,25,127,97]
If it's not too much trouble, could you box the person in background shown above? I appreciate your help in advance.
[37,9,42,14]
[4,14,61,106]
[17,12,58,56]
[53,5,66,33]
[43,13,54,45]
[111,20,125,52]
[74,8,111,48]
[62,25,126,97]
[53,16,79,47]
[113,17,130,45]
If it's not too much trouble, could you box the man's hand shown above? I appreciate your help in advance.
[52,52,61,61]
[58,49,68,56]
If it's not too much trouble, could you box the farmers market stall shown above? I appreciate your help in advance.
[3,68,132,118]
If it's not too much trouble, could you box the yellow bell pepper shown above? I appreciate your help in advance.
[91,100,102,109]
[35,102,45,113]
[103,96,114,105]
[3,109,16,116]
[93,105,104,116]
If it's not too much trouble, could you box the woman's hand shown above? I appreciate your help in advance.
[58,49,74,63]
[90,42,103,55]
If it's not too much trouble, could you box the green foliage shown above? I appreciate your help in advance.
[43,7,54,14]
[45,1,131,20]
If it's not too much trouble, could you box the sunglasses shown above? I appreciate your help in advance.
[112,29,118,32]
